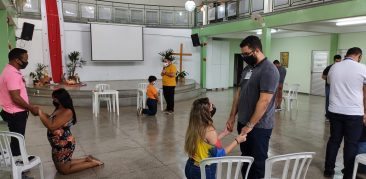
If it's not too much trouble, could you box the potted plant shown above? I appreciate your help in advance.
[176,70,189,83]
[66,51,86,85]
[158,49,176,62]
[29,63,51,86]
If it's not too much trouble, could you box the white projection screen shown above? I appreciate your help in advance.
[91,23,143,61]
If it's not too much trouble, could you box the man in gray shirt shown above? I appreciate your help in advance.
[273,60,287,110]
[226,36,279,179]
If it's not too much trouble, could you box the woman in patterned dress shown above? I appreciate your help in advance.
[38,88,103,175]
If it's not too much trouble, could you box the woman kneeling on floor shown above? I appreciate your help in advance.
[38,88,103,174]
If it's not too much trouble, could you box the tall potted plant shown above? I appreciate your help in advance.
[66,51,86,84]
[29,63,51,86]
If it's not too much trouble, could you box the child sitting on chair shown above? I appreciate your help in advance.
[138,76,159,116]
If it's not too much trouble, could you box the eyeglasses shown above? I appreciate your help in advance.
[241,51,254,58]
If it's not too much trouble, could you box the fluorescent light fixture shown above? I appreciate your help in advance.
[256,29,278,35]
[335,16,366,26]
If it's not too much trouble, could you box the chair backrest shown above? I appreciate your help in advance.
[200,156,254,179]
[264,152,315,179]
[138,83,149,92]
[287,84,300,99]
[0,132,29,168]
[95,84,110,92]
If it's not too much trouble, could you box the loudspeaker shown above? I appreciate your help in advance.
[20,22,35,41]
[191,33,201,47]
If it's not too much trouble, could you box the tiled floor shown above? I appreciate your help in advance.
[0,89,364,179]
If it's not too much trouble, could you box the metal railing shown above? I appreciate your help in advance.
[18,0,194,28]
[195,0,349,27]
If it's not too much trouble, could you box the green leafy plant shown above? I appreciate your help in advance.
[29,63,48,82]
[158,49,176,62]
[176,70,189,79]
[67,51,86,79]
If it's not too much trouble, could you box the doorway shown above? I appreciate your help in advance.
[234,54,244,87]
[310,50,329,96]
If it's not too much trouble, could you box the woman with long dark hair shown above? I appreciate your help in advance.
[38,88,103,175]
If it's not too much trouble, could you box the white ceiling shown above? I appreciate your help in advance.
[211,16,366,39]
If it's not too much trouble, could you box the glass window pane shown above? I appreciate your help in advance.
[227,2,236,17]
[175,11,188,25]
[98,6,112,20]
[208,7,215,21]
[146,10,159,24]
[131,9,144,23]
[161,11,174,24]
[217,4,225,19]
[63,2,78,17]
[115,8,129,23]
[239,0,249,14]
[23,0,39,13]
[81,4,95,19]
[253,0,264,11]
[274,0,289,6]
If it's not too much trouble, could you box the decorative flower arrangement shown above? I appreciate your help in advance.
[158,49,176,62]
[65,51,86,85]
[29,63,52,86]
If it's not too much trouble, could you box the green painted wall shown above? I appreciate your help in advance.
[0,10,8,71]
[271,35,331,93]
[338,31,366,64]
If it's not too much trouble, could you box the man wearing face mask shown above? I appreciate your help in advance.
[0,48,39,158]
[161,58,177,114]
[324,47,366,179]
[226,36,279,179]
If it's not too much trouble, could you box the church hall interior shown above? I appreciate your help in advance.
[2,0,366,178]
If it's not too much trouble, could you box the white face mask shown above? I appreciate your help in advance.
[152,81,156,85]
[163,62,169,67]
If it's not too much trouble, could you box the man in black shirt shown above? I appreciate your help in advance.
[322,54,342,120]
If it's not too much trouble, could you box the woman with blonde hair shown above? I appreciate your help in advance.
[184,97,247,179]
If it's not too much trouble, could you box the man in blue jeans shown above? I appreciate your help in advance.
[324,47,366,179]
[226,36,279,179]
[322,55,341,121]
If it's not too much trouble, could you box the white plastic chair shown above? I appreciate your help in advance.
[282,84,300,111]
[95,84,112,112]
[200,156,254,179]
[264,152,315,179]
[352,153,366,179]
[0,131,44,179]
[137,83,164,111]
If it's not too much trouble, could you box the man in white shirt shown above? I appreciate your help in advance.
[324,47,366,179]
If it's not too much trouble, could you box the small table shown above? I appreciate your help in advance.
[92,90,119,116]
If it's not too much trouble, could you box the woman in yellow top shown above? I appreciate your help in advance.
[138,76,159,116]
[184,97,247,179]
[161,59,177,114]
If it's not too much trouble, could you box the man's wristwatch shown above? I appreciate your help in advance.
[245,121,254,129]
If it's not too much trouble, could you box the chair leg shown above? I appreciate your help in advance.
[12,168,20,179]
[137,91,139,109]
[352,160,359,179]
[39,162,44,179]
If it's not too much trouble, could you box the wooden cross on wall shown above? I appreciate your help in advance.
[172,43,192,72]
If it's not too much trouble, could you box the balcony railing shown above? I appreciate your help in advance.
[195,0,349,26]
[18,0,194,28]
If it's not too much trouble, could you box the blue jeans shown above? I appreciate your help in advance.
[185,158,216,179]
[142,98,157,115]
[325,85,330,118]
[237,122,272,179]
[358,142,366,173]
[324,112,363,178]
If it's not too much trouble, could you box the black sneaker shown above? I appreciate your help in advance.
[324,170,335,177]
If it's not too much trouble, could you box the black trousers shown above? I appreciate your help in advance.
[143,98,158,115]
[237,122,272,179]
[0,110,28,156]
[163,86,175,111]
[325,112,363,179]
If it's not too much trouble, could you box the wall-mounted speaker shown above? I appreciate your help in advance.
[20,22,35,41]
[191,33,201,47]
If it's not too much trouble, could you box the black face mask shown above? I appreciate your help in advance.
[243,55,257,66]
[18,60,28,69]
[210,104,216,117]
[53,101,60,108]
